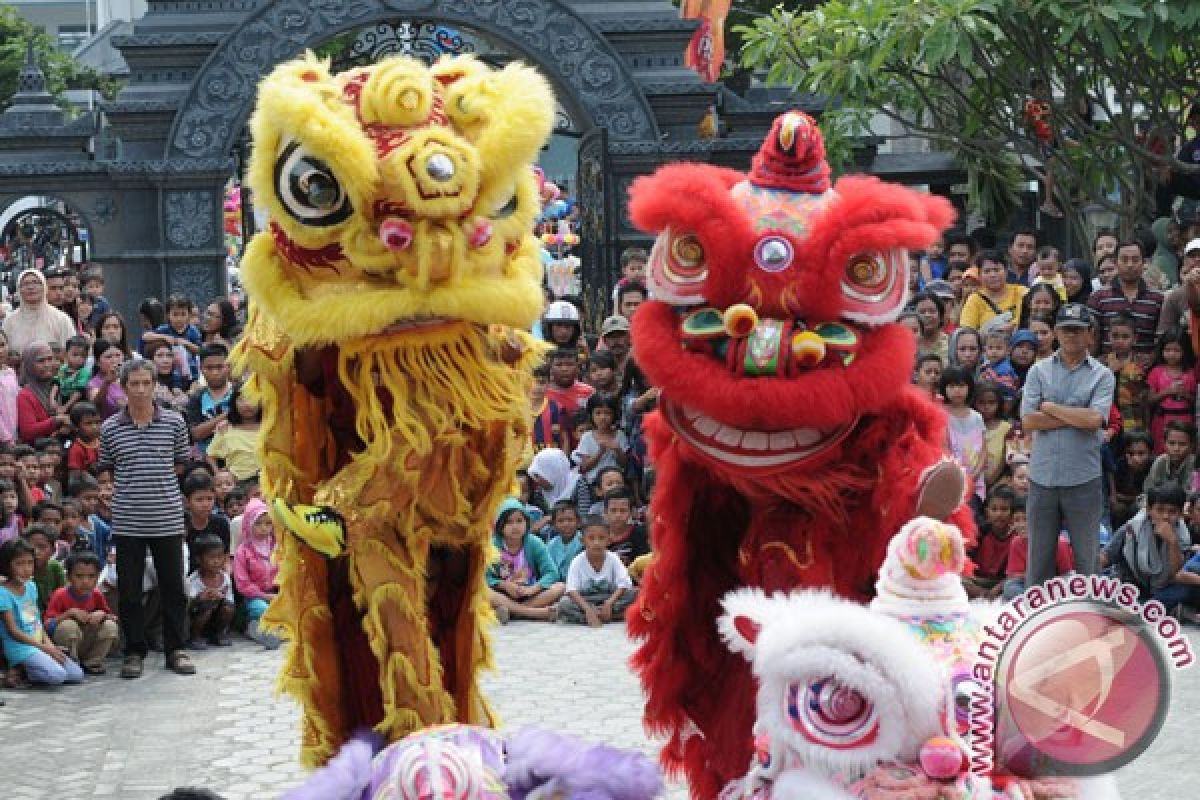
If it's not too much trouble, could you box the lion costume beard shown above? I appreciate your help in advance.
[251,325,534,765]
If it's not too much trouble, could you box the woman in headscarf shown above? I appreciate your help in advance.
[527,448,580,510]
[1062,258,1092,305]
[1,270,77,360]
[17,342,68,444]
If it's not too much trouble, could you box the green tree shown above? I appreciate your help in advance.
[736,0,1200,236]
[0,6,119,111]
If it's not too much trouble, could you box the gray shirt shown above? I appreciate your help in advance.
[1020,350,1115,487]
[1103,510,1191,590]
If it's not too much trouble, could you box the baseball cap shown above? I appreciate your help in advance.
[1010,329,1038,348]
[1055,303,1092,328]
[600,315,631,336]
[1184,238,1200,256]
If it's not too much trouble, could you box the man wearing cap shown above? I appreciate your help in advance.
[1020,303,1115,586]
[600,314,632,384]
[1157,237,1200,335]
[1087,239,1164,365]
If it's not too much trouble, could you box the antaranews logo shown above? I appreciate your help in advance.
[968,574,1193,779]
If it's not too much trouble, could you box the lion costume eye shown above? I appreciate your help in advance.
[840,249,910,324]
[647,227,709,306]
[275,141,352,227]
[787,678,879,750]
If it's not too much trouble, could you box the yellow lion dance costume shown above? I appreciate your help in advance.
[231,53,554,766]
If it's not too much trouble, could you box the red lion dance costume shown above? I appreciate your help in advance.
[627,111,975,799]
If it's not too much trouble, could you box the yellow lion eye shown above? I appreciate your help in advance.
[847,254,886,288]
[672,234,705,271]
[275,141,351,227]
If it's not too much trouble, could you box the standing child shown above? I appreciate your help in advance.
[913,353,943,401]
[1105,313,1149,434]
[940,366,987,505]
[185,534,235,649]
[557,515,638,627]
[70,473,110,557]
[1146,327,1197,454]
[1143,421,1197,494]
[43,551,118,675]
[0,331,18,446]
[0,538,83,686]
[571,393,629,489]
[485,499,564,623]
[206,387,261,487]
[544,501,584,581]
[974,382,1012,490]
[232,498,280,649]
[530,364,569,455]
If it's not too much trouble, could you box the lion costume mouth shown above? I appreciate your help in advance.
[661,397,855,473]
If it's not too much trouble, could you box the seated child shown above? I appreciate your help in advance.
[232,498,281,649]
[962,487,1016,599]
[0,478,21,546]
[544,501,584,581]
[44,551,118,675]
[26,525,64,615]
[1110,432,1154,528]
[1003,498,1074,600]
[56,498,91,558]
[557,515,638,626]
[1143,421,1196,494]
[485,499,564,623]
[185,534,235,649]
[65,402,101,483]
[1100,483,1193,610]
[586,467,626,517]
[223,488,248,553]
[0,538,83,686]
[602,488,650,566]
[183,471,231,574]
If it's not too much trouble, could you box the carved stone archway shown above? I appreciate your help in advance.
[167,0,659,163]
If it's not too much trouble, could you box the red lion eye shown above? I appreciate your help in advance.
[647,227,709,306]
[840,249,909,324]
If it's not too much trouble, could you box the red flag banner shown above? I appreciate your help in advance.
[681,0,732,83]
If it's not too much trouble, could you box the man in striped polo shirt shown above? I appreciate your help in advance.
[98,359,195,678]
[1087,239,1165,367]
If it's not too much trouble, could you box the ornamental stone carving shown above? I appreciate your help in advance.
[167,0,657,161]
[168,262,220,306]
[165,191,215,248]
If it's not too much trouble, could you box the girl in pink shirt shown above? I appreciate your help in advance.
[232,498,280,649]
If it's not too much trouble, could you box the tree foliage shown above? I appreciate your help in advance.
[736,0,1200,233]
[0,6,120,112]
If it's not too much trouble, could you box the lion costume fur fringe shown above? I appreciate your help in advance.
[232,52,553,766]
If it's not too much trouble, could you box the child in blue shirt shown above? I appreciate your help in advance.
[544,501,584,581]
[0,538,83,686]
[146,295,202,380]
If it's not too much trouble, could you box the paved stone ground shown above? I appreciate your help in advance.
[0,622,1195,799]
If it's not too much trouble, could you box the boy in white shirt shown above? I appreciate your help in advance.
[557,516,637,626]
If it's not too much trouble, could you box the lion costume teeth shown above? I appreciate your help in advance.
[231,52,553,767]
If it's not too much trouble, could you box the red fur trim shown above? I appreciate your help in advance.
[631,300,917,430]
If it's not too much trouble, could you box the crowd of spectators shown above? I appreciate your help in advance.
[0,260,272,691]
[909,212,1200,618]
